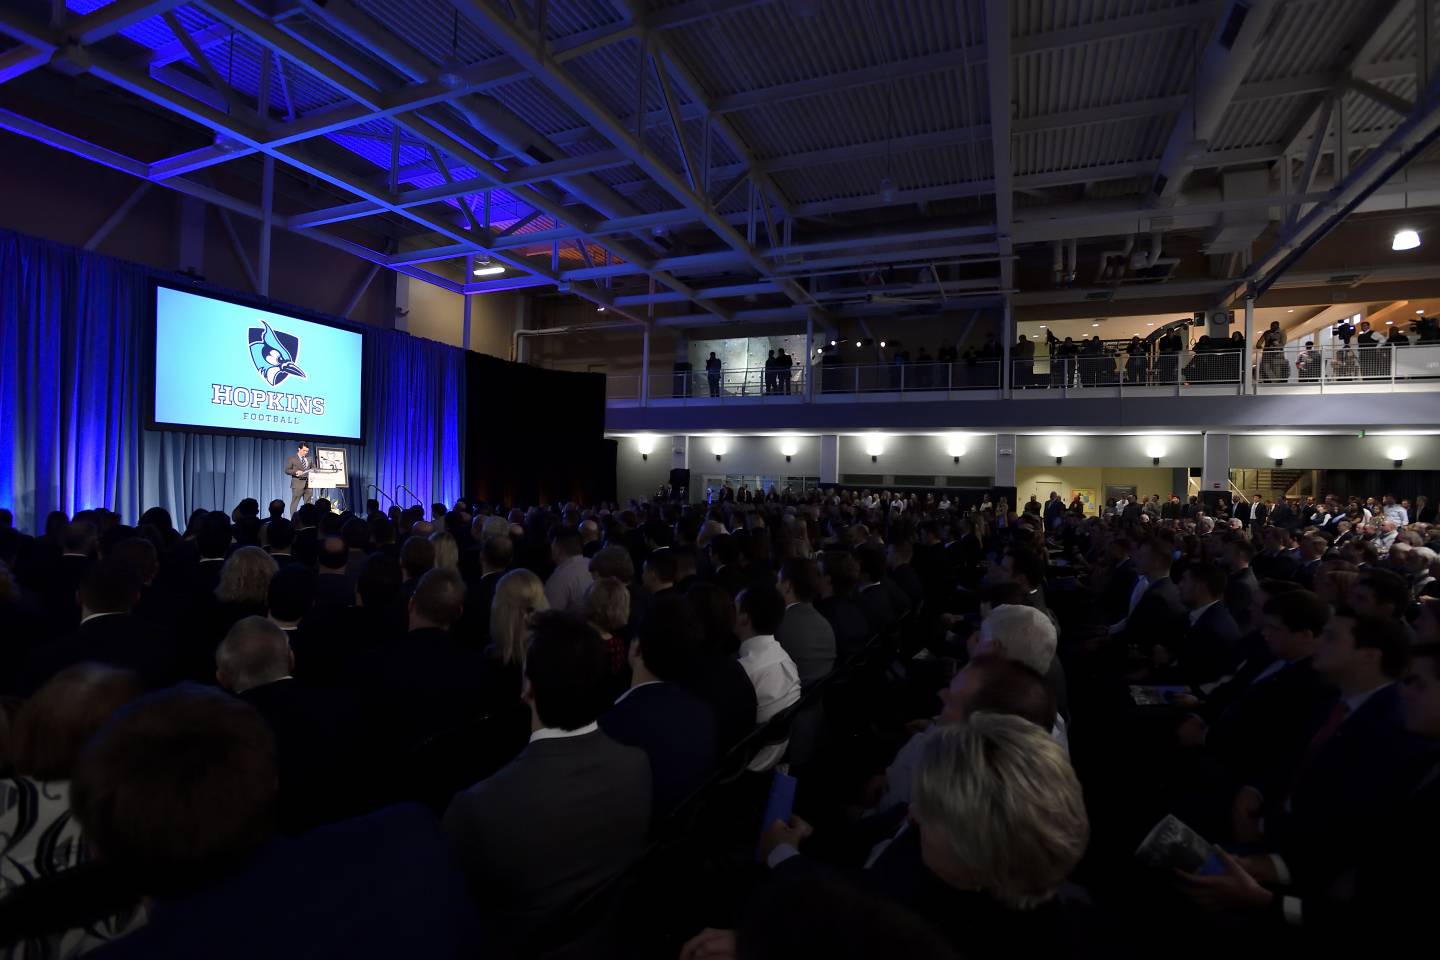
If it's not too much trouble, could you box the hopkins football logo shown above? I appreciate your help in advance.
[248,321,307,386]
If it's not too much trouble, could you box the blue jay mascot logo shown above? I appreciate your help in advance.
[248,321,306,386]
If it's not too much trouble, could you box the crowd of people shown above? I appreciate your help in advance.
[0,481,1437,959]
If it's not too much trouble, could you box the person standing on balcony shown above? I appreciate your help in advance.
[777,348,793,395]
[1297,341,1322,381]
[1125,336,1147,385]
[763,350,777,395]
[1014,333,1035,388]
[1259,321,1288,383]
[706,352,722,398]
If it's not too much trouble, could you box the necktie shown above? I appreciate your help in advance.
[1304,701,1350,763]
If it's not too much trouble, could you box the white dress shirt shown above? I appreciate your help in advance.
[529,721,599,744]
[544,554,594,616]
[1383,504,1409,525]
[738,634,802,771]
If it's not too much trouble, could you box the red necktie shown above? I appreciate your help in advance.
[1304,701,1351,762]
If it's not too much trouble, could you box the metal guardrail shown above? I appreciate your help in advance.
[603,343,1440,404]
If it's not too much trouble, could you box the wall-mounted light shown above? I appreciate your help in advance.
[879,340,887,348]
[1268,444,1290,468]
[944,433,967,464]
[635,435,656,461]
[1049,441,1069,466]
[1144,441,1166,466]
[1387,445,1409,469]
[711,437,729,462]
[864,434,885,463]
[780,436,799,463]
[1393,228,1421,251]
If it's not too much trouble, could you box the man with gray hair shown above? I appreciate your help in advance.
[974,603,1057,674]
[217,616,355,831]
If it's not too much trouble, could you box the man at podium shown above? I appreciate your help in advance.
[284,441,313,515]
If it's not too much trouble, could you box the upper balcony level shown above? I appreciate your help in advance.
[603,343,1440,434]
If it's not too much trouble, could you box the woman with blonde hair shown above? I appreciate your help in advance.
[215,545,278,606]
[489,569,548,669]
[429,530,460,571]
[585,576,631,697]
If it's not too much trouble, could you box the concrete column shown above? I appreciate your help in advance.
[1000,303,1013,396]
[176,195,205,276]
[640,326,651,406]
[394,274,411,333]
[671,435,689,471]
[1202,432,1230,505]
[1242,296,1255,394]
[819,435,840,485]
[803,313,815,401]
[994,433,1017,490]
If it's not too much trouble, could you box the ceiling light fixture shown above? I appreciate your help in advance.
[1393,228,1421,251]
[879,340,887,348]
[473,264,504,277]
[596,306,606,313]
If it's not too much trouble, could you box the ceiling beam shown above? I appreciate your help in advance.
[453,0,814,316]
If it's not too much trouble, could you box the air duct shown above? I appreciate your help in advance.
[1052,241,1065,285]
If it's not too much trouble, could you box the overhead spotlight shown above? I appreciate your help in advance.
[879,340,887,348]
[1418,309,1426,315]
[1039,324,1047,329]
[1287,309,1294,313]
[1392,228,1421,251]
[830,339,837,347]
[1386,320,1395,326]
[1092,322,1100,327]
[855,340,862,347]
[473,262,505,276]
[878,175,897,204]
[1147,322,1155,326]
[596,306,606,312]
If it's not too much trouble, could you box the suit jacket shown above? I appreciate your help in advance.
[311,571,355,616]
[1272,685,1427,892]
[1121,502,1143,524]
[1269,502,1299,531]
[457,570,503,645]
[1206,657,1332,788]
[856,582,899,633]
[776,602,837,687]
[19,613,181,696]
[239,678,370,832]
[1101,558,1140,625]
[816,594,873,662]
[1295,558,1323,590]
[1122,576,1185,649]
[1174,602,1243,687]
[356,628,509,753]
[680,654,758,753]
[708,563,747,599]
[39,554,92,633]
[1252,550,1298,582]
[90,804,482,960]
[282,454,311,492]
[600,682,717,817]
[1225,567,1262,635]
[442,730,650,944]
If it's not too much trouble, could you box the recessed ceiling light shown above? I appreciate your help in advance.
[596,306,606,312]
[879,340,887,347]
[1386,320,1395,325]
[1417,309,1426,314]
[473,265,505,276]
[1287,309,1294,313]
[1039,324,1047,328]
[1147,322,1154,326]
[1091,322,1100,327]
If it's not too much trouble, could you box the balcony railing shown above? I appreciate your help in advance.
[604,343,1440,405]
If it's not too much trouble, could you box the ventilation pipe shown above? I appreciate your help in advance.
[1065,238,1079,284]
[1096,234,1135,282]
[1052,241,1065,285]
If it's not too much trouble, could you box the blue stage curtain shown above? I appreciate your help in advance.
[0,229,465,534]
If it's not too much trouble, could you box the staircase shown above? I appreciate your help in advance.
[1253,468,1306,498]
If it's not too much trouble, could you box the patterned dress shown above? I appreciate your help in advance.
[0,778,145,959]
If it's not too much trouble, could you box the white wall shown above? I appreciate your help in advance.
[836,433,995,478]
[1230,433,1440,469]
[1015,434,1204,468]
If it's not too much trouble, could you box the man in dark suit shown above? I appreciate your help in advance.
[855,544,904,633]
[1294,535,1326,589]
[776,557,837,688]
[600,595,717,818]
[1187,591,1334,806]
[1121,498,1143,525]
[311,536,356,615]
[1269,498,1299,533]
[457,532,511,645]
[886,539,925,609]
[1113,537,1185,654]
[706,534,746,598]
[39,519,95,632]
[1161,495,1181,521]
[283,442,313,515]
[217,616,366,832]
[1230,613,1424,894]
[18,559,180,695]
[1168,561,1243,687]
[357,569,497,753]
[1223,538,1263,635]
[1100,537,1140,625]
[444,611,651,949]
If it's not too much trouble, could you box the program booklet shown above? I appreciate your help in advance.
[1135,814,1225,875]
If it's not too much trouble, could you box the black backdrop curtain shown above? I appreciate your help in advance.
[1318,470,1440,506]
[463,353,613,505]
